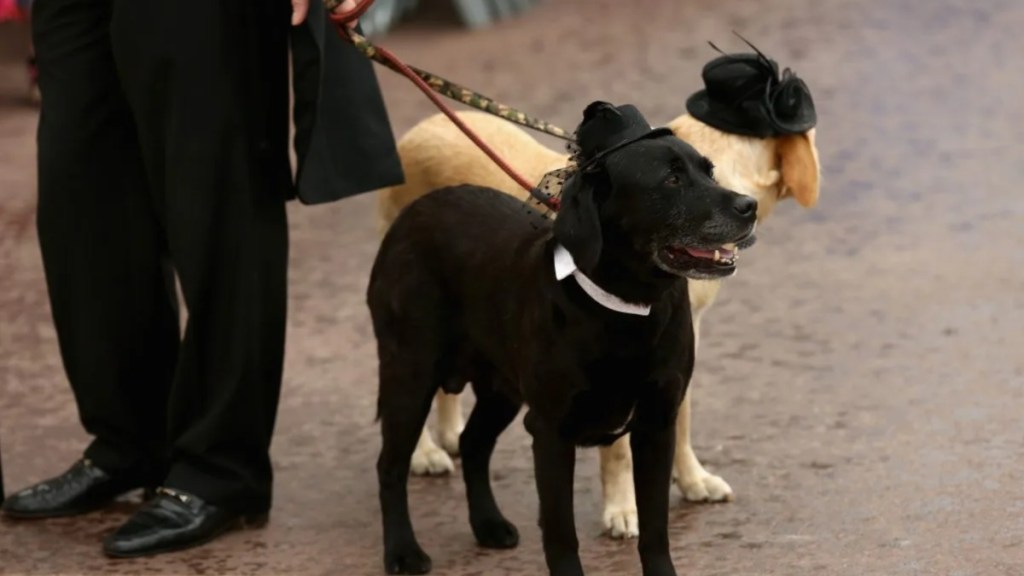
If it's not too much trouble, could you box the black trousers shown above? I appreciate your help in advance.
[32,0,292,514]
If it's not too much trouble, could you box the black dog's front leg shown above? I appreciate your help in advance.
[527,412,584,576]
[631,416,678,576]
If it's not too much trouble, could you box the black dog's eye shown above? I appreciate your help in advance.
[701,157,715,178]
[665,174,682,187]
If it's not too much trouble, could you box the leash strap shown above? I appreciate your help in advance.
[348,33,572,142]
[324,0,566,211]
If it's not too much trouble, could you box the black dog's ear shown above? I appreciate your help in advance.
[553,171,602,271]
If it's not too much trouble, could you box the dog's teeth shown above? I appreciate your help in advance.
[714,249,721,262]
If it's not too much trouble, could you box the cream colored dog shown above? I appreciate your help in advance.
[374,109,820,539]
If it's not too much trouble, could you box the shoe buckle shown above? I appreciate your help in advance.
[156,487,191,504]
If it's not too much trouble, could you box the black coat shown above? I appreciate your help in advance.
[290,9,405,204]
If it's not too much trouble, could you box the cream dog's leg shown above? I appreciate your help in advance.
[672,314,734,502]
[409,394,456,476]
[434,390,464,456]
[599,437,638,539]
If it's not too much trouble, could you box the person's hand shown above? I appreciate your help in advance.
[291,0,360,28]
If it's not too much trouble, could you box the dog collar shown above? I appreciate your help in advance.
[553,245,652,316]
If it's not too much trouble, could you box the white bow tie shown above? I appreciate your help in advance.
[553,244,652,316]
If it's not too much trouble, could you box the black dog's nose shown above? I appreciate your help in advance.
[732,195,757,218]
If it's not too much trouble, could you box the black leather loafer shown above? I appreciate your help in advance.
[1,459,152,519]
[103,487,268,558]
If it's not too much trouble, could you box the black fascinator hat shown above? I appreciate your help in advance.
[685,35,817,138]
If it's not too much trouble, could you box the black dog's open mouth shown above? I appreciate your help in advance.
[656,232,757,278]
[660,244,738,273]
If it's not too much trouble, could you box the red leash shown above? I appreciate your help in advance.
[326,0,561,211]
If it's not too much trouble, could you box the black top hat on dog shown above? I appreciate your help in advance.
[528,101,674,215]
[574,101,674,168]
[685,40,817,138]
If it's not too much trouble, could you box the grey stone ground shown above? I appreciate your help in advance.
[1,0,1022,574]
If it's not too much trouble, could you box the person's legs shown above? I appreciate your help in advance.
[110,0,292,516]
[27,53,39,105]
[2,0,179,519]
[33,0,179,477]
[22,0,39,103]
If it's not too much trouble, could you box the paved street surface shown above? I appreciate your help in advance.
[1,0,1022,574]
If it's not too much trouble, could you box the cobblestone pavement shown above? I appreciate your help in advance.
[1,0,1023,574]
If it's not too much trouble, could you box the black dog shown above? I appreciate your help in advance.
[366,102,757,576]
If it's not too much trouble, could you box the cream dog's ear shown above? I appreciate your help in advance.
[778,129,821,208]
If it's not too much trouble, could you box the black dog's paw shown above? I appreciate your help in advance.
[472,516,520,549]
[641,554,678,576]
[548,555,586,576]
[384,545,432,575]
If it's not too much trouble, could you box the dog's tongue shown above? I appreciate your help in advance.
[685,246,734,260]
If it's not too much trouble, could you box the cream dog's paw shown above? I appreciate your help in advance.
[676,468,734,502]
[602,501,639,539]
[410,440,455,476]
